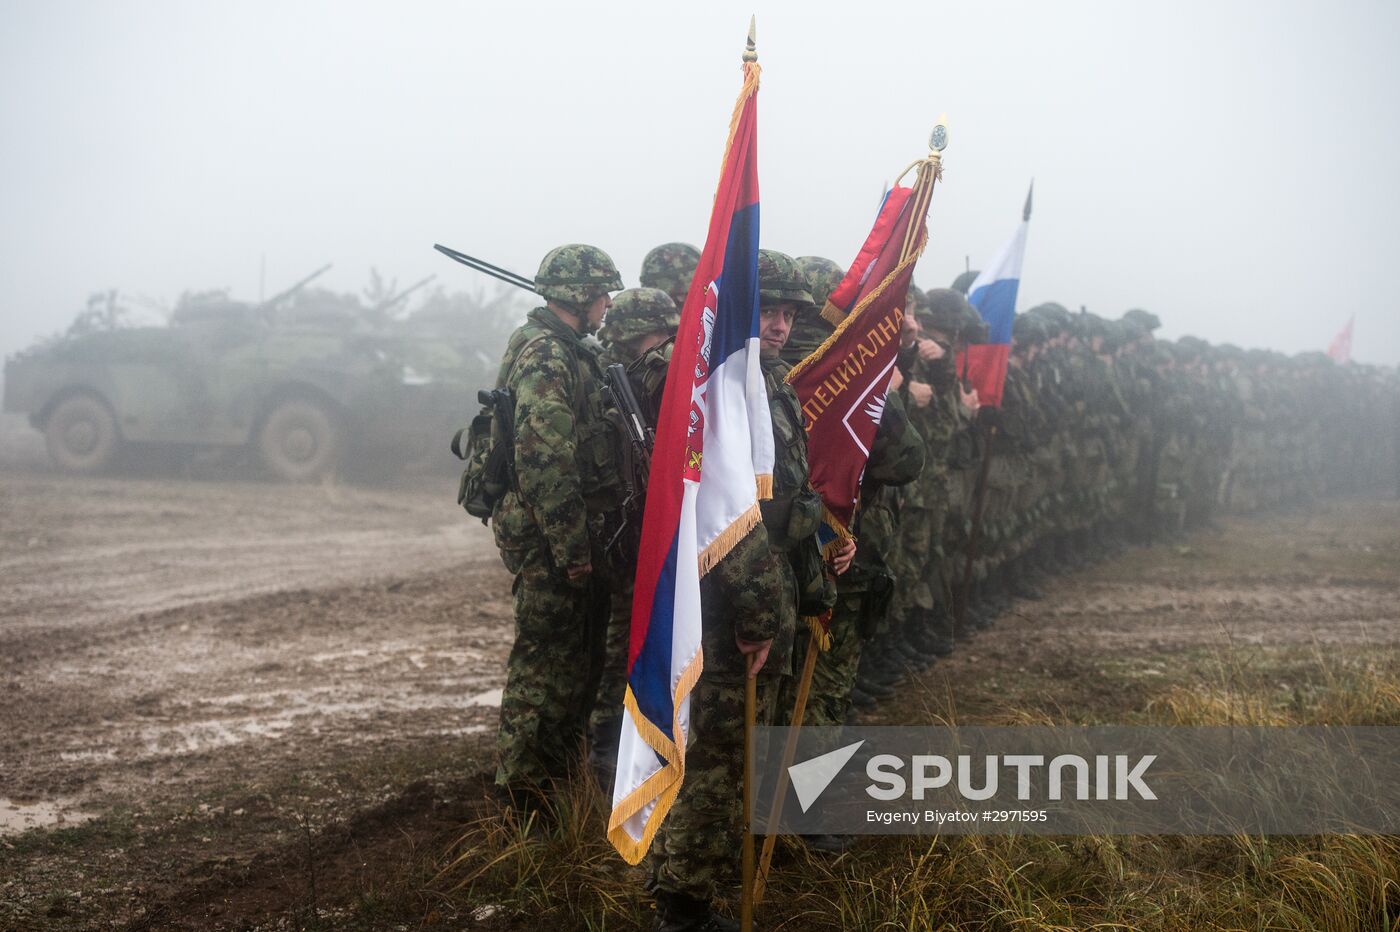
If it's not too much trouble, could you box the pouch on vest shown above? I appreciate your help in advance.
[453,388,516,523]
[857,566,896,639]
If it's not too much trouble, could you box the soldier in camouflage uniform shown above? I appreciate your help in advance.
[640,242,702,309]
[780,258,924,830]
[649,249,833,932]
[588,287,680,787]
[489,244,625,807]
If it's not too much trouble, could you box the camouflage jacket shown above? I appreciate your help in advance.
[846,388,924,590]
[489,307,621,574]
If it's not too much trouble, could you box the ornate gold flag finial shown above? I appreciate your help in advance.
[743,15,757,62]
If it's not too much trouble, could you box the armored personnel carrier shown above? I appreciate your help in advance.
[3,268,469,481]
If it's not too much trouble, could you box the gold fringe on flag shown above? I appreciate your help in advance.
[697,501,764,577]
[805,614,833,652]
[818,299,845,328]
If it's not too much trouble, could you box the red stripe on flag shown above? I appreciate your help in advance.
[958,344,1010,409]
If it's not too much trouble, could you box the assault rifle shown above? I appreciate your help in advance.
[602,363,654,553]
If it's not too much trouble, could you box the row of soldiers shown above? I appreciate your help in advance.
[474,241,1399,932]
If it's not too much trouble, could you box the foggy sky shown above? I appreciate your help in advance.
[3,0,1398,366]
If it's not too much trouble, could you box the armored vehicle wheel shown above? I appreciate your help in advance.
[45,394,120,474]
[257,398,341,482]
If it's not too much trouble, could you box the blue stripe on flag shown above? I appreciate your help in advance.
[711,202,761,361]
[969,278,1019,345]
[630,532,681,730]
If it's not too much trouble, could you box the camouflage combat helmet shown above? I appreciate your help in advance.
[535,244,624,308]
[757,249,815,308]
[784,256,842,363]
[639,242,701,304]
[1176,334,1210,359]
[1026,302,1071,333]
[1098,319,1128,352]
[923,287,970,336]
[1121,308,1161,333]
[950,269,980,296]
[796,256,844,309]
[1074,311,1107,340]
[1013,313,1048,347]
[960,303,990,344]
[599,287,679,345]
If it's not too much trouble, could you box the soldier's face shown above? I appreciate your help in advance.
[759,302,796,357]
[585,292,612,333]
[632,331,669,355]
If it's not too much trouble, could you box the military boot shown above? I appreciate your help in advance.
[855,651,898,697]
[586,718,620,794]
[653,891,739,932]
[921,602,956,656]
[860,641,906,686]
[850,683,878,709]
[970,579,997,627]
[1057,533,1082,571]
[989,568,1014,615]
[1008,559,1044,600]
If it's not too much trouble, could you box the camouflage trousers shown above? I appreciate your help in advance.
[890,504,937,625]
[787,593,865,730]
[495,559,609,790]
[650,671,780,902]
[588,571,633,742]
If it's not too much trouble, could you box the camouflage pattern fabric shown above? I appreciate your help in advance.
[639,242,701,307]
[648,675,779,902]
[534,244,624,312]
[490,306,621,791]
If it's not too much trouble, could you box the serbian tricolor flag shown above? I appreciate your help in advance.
[959,184,1032,408]
[787,174,937,553]
[1327,315,1354,364]
[607,60,773,865]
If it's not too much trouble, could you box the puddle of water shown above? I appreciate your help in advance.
[468,687,503,708]
[0,797,97,837]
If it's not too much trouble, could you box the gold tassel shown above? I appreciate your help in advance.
[805,615,833,652]
[697,502,763,577]
[755,473,773,501]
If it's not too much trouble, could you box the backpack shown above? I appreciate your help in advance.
[452,388,515,523]
[450,331,552,524]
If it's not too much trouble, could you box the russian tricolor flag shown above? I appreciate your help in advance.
[607,62,773,865]
[960,185,1032,408]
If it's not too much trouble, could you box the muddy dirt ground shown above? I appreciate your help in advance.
[1,423,1398,929]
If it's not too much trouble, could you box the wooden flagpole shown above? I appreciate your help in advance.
[750,121,947,905]
[741,652,758,932]
[738,21,760,932]
[753,627,820,902]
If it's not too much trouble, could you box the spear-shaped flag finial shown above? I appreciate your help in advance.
[1023,179,1034,222]
[743,15,757,62]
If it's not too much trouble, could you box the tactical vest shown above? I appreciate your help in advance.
[761,358,822,551]
[496,310,622,513]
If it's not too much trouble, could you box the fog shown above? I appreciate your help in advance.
[3,0,1398,366]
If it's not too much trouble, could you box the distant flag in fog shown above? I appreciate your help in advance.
[1327,315,1354,364]
[957,182,1032,408]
